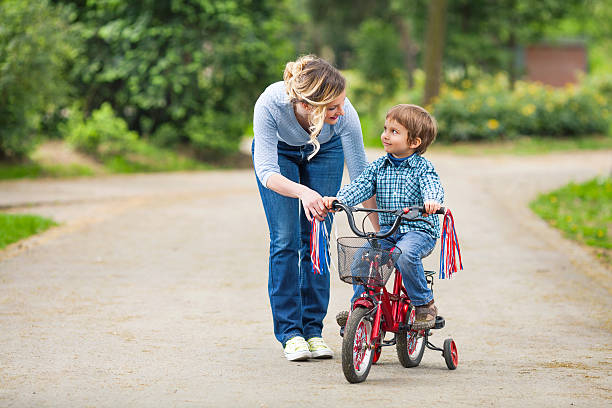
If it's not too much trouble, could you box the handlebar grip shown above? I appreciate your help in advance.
[404,206,446,215]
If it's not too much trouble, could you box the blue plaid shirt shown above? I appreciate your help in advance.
[337,153,444,238]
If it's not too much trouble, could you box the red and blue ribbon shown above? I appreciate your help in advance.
[310,219,330,275]
[439,209,463,279]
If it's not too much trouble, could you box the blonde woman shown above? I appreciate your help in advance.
[253,55,377,361]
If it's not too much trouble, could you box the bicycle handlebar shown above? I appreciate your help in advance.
[331,201,445,239]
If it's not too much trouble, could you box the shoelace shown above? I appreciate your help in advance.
[307,338,327,349]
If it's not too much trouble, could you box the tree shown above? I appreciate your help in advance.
[61,0,297,158]
[423,0,448,105]
[0,0,79,160]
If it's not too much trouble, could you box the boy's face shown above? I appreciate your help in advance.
[324,91,346,125]
[381,118,420,158]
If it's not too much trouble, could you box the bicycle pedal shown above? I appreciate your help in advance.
[434,315,445,329]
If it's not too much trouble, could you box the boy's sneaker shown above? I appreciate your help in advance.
[336,310,349,327]
[336,311,349,337]
[307,337,334,359]
[284,336,311,361]
[412,300,438,330]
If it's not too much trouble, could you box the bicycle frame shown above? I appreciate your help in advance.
[353,267,414,344]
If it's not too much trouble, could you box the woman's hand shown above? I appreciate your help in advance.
[299,188,328,222]
[423,200,441,216]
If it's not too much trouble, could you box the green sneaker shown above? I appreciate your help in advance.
[284,336,311,361]
[307,337,334,359]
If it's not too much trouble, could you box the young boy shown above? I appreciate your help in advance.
[323,104,444,330]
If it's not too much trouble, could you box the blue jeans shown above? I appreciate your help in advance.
[253,136,344,345]
[352,229,436,306]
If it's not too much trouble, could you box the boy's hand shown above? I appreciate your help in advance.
[423,200,441,217]
[322,196,338,211]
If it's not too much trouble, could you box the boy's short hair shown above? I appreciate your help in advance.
[386,104,437,155]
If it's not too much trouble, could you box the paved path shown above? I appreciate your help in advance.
[1,149,611,407]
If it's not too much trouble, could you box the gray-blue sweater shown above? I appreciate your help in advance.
[253,81,369,187]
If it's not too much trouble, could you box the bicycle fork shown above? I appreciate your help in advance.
[369,288,384,348]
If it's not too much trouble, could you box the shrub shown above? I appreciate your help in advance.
[62,104,138,160]
[432,74,611,142]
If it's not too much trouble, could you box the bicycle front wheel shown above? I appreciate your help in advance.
[342,307,375,383]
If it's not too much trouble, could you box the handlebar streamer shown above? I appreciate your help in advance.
[310,219,330,275]
[439,209,463,279]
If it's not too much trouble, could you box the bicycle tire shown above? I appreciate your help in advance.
[342,307,375,383]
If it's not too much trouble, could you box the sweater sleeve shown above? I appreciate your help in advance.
[253,96,280,187]
[336,98,368,181]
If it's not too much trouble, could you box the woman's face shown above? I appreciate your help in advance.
[324,91,346,125]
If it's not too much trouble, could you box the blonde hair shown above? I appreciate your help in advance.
[386,104,437,155]
[283,55,346,159]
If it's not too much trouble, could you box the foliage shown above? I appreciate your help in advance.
[530,177,612,266]
[431,74,611,142]
[0,213,57,249]
[61,0,296,158]
[61,103,206,173]
[0,0,80,160]
[62,103,139,159]
[541,0,612,74]
[350,19,404,113]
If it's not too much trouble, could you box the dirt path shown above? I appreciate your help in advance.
[1,149,611,407]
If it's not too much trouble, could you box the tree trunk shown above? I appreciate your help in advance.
[423,0,448,106]
[393,16,419,89]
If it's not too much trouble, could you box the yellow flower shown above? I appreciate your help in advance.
[451,89,464,100]
[596,230,605,238]
[527,83,539,95]
[550,196,558,203]
[486,96,496,107]
[461,79,472,89]
[487,119,500,130]
[521,104,536,116]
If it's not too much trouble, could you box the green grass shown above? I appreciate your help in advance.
[431,134,612,156]
[530,176,612,265]
[362,133,612,155]
[0,213,58,249]
[0,162,95,180]
[102,143,211,174]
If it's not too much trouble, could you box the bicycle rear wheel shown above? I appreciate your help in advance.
[396,329,427,368]
[342,307,375,383]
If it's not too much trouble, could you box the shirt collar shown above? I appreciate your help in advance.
[383,153,418,168]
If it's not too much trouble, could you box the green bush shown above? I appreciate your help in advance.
[62,103,138,160]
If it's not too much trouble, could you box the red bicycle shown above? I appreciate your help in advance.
[332,201,458,383]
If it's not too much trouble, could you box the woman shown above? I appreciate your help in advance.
[252,55,376,361]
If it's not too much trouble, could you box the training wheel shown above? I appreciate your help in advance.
[443,338,458,370]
